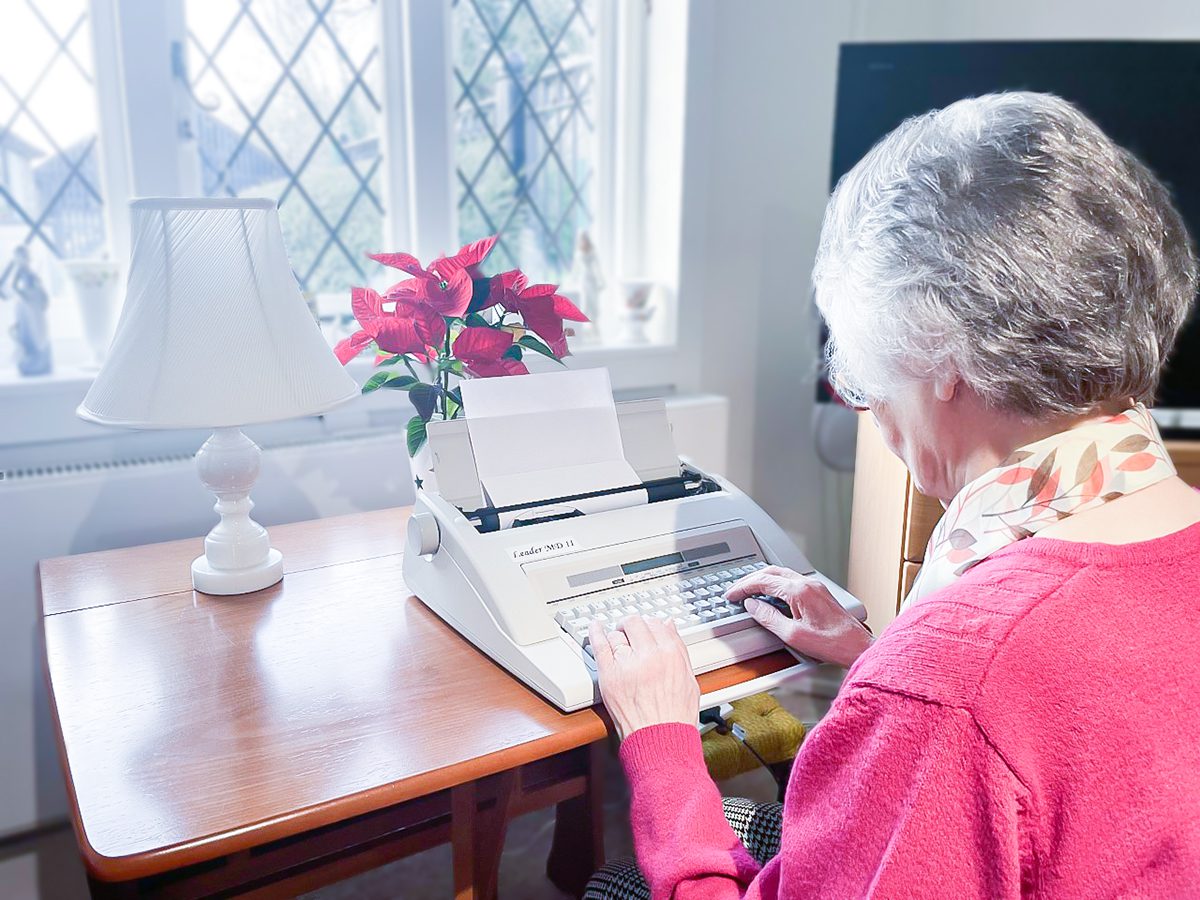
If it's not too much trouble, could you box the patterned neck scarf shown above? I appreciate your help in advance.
[904,403,1175,610]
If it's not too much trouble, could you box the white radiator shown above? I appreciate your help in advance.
[0,394,727,838]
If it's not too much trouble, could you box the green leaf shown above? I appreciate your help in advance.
[502,344,524,361]
[406,416,427,456]
[465,312,492,328]
[362,371,409,393]
[376,355,405,367]
[445,395,461,418]
[517,334,564,364]
[380,375,420,391]
[408,383,441,421]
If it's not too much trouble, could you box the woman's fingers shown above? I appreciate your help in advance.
[588,622,615,674]
[725,572,795,604]
[744,596,797,641]
[617,613,656,650]
[661,617,694,668]
[759,565,802,580]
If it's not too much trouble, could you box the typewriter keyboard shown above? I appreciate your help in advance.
[553,560,770,656]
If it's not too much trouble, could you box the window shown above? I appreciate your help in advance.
[0,0,108,351]
[452,0,598,286]
[0,0,680,380]
[184,0,384,296]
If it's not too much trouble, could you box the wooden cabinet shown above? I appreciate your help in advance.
[847,412,1200,632]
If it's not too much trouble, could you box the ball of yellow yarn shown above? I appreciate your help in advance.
[701,692,807,781]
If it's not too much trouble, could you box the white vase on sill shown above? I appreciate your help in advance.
[62,258,122,367]
[408,439,437,493]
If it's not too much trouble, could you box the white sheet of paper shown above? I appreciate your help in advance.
[460,369,643,508]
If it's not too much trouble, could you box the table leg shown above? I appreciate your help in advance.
[547,741,606,897]
[451,782,478,900]
[451,771,517,900]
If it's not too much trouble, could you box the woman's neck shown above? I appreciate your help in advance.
[948,406,1120,502]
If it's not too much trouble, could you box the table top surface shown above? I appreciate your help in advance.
[40,506,792,882]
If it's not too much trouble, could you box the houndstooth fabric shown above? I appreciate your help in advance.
[582,798,784,899]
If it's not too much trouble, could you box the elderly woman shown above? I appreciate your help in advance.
[585,92,1200,899]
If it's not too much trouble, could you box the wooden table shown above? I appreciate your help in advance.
[40,507,794,898]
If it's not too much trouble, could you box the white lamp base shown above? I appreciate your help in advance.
[192,548,283,595]
[191,427,286,597]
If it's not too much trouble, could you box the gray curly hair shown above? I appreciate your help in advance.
[813,91,1198,415]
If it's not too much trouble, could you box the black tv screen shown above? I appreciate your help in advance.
[825,41,1200,412]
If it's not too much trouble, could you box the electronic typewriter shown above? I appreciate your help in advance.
[402,379,866,713]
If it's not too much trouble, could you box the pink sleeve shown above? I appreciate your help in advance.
[620,723,778,900]
[620,687,1028,899]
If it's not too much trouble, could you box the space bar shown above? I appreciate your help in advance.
[676,612,756,645]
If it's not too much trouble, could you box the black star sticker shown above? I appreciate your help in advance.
[413,474,424,490]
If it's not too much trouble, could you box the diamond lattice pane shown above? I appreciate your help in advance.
[185,0,383,296]
[453,0,596,283]
[0,0,107,280]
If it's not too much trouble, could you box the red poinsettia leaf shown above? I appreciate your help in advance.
[422,268,473,317]
[334,329,373,364]
[373,316,424,356]
[351,286,383,325]
[551,293,589,322]
[995,466,1036,485]
[519,281,559,298]
[443,235,498,271]
[368,252,426,276]
[383,278,424,303]
[496,269,527,294]
[453,325,514,363]
[515,297,569,355]
[1117,452,1158,472]
[467,356,530,378]
[409,300,448,349]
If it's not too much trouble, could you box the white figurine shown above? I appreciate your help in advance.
[566,230,605,334]
[1,245,52,375]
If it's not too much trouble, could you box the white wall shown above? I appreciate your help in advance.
[675,0,1200,577]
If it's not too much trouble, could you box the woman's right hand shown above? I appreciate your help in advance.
[725,566,874,668]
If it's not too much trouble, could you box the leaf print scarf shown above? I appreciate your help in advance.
[904,403,1176,610]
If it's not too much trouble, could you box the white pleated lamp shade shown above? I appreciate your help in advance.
[78,198,358,429]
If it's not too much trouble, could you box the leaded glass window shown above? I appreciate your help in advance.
[184,0,384,295]
[453,0,597,284]
[0,0,107,281]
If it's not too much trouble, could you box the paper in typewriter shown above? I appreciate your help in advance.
[460,368,644,509]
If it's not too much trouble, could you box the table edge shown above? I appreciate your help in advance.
[67,648,798,883]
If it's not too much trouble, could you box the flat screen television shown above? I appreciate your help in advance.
[823,41,1200,429]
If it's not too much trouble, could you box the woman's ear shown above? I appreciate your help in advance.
[932,371,960,403]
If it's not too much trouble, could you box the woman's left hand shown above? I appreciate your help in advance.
[589,615,700,742]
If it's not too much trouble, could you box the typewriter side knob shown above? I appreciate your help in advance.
[408,511,440,557]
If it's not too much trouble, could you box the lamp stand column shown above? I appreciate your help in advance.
[191,427,284,596]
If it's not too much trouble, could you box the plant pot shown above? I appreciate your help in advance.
[62,259,121,366]
[408,439,437,493]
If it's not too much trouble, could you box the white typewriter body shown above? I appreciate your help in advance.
[402,398,866,712]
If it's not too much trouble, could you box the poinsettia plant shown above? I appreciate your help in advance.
[335,234,589,455]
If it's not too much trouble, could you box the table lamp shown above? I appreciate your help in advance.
[77,198,359,595]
